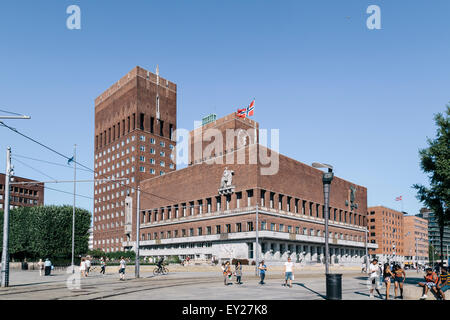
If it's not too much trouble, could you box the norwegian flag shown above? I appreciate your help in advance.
[237,108,247,118]
[395,196,402,201]
[246,99,255,116]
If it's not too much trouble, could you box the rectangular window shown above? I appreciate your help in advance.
[207,226,212,235]
[160,120,164,137]
[216,225,221,234]
[236,223,242,232]
[139,113,145,130]
[226,224,231,233]
[150,117,154,133]
[247,221,254,231]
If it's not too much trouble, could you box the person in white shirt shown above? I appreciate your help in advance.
[284,257,294,288]
[37,259,44,276]
[80,258,86,277]
[85,257,91,276]
[119,257,126,281]
[368,259,383,298]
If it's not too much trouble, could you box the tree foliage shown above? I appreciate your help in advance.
[0,205,91,262]
[413,105,450,263]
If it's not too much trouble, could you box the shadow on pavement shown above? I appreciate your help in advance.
[354,291,383,299]
[294,282,326,299]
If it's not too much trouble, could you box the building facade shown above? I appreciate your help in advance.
[93,66,177,253]
[130,113,376,265]
[404,215,428,267]
[0,173,44,210]
[367,206,405,264]
[417,208,450,263]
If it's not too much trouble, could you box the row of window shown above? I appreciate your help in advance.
[140,222,363,242]
[0,184,39,196]
[141,189,365,227]
[1,196,38,205]
[95,112,174,150]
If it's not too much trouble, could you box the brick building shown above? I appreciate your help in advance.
[403,215,428,267]
[93,66,177,253]
[0,173,44,210]
[367,206,405,264]
[133,112,376,265]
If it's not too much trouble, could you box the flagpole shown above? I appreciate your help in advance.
[71,144,76,273]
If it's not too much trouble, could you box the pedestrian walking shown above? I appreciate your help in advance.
[100,257,106,274]
[37,259,44,276]
[85,257,91,276]
[44,258,52,276]
[80,258,86,277]
[284,257,294,288]
[361,262,366,273]
[223,261,232,285]
[258,260,267,285]
[368,259,382,299]
[382,263,395,300]
[119,256,126,281]
[393,264,406,299]
[234,261,243,285]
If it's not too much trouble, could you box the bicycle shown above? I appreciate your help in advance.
[153,265,169,276]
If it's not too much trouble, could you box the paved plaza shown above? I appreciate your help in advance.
[0,267,428,300]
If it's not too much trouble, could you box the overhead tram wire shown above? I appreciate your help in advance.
[0,121,93,172]
[9,159,94,200]
[12,157,58,182]
[0,120,181,203]
[0,109,26,116]
[43,185,93,200]
[13,154,92,172]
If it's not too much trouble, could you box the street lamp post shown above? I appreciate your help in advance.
[135,187,141,278]
[312,162,340,300]
[255,203,259,276]
[1,147,12,287]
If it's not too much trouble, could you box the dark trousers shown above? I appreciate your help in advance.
[44,266,51,276]
[100,266,105,274]
[260,273,265,284]
[236,276,242,284]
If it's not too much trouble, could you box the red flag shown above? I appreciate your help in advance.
[237,108,246,118]
[395,196,402,201]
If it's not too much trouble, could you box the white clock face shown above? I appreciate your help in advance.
[237,129,249,147]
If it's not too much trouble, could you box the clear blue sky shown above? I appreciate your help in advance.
[0,0,449,216]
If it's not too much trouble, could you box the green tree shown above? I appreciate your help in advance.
[413,105,450,265]
[0,205,91,263]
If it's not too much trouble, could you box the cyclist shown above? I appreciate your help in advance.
[157,257,165,271]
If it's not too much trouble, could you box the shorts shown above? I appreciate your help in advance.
[119,268,125,274]
[440,285,449,292]
[394,277,403,283]
[384,277,391,283]
[426,282,436,288]
[285,272,293,280]
[370,278,378,288]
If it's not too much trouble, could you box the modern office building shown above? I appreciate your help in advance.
[130,112,376,265]
[367,206,405,264]
[404,215,428,267]
[0,173,44,210]
[93,66,177,253]
[417,207,450,263]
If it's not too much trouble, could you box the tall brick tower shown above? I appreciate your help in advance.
[93,66,177,253]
